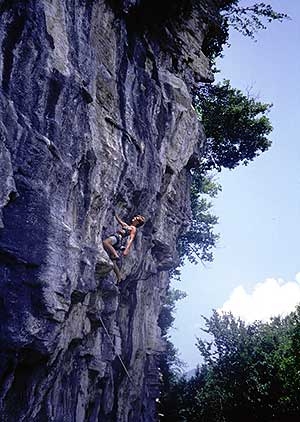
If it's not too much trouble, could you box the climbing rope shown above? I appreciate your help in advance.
[98,314,135,386]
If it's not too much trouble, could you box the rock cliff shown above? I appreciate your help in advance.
[0,0,214,420]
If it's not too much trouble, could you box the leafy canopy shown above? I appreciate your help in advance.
[176,80,272,271]
[222,1,290,39]
[175,172,220,271]
[194,79,273,171]
[177,2,283,269]
[202,1,289,60]
[161,308,300,422]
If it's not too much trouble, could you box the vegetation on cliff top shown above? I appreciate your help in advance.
[175,0,288,271]
[194,80,273,171]
[202,0,289,61]
[176,79,273,272]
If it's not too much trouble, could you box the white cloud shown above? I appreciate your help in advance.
[218,273,300,323]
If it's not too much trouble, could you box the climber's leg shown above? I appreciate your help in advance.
[103,236,119,259]
[112,259,122,283]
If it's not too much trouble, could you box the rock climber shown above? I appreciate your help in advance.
[103,214,145,282]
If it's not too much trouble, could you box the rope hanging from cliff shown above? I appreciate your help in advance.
[98,314,135,386]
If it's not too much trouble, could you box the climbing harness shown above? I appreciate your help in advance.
[108,227,130,253]
[116,227,131,250]
[98,314,135,386]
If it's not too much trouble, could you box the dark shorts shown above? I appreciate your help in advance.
[107,234,122,248]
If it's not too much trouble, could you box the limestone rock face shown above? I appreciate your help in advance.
[0,0,213,420]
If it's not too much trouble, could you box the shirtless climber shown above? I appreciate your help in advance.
[103,214,145,283]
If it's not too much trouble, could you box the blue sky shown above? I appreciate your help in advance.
[171,0,300,369]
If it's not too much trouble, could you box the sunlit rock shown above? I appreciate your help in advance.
[0,0,213,420]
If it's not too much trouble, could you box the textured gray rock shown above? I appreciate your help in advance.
[0,0,214,420]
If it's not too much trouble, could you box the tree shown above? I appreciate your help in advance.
[195,310,300,421]
[176,78,273,267]
[173,172,220,279]
[162,2,292,420]
[221,1,289,39]
[158,288,187,420]
[201,1,289,61]
[161,309,300,422]
[194,80,273,171]
[158,288,187,376]
[173,0,286,269]
[159,288,187,337]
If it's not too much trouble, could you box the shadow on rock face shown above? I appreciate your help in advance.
[95,256,114,279]
[151,239,177,271]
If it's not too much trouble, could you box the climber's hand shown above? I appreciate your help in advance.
[123,249,129,257]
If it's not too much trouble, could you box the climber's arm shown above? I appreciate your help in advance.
[115,214,127,227]
[123,227,137,256]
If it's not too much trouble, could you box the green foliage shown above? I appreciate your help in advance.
[177,195,219,264]
[176,80,273,272]
[161,308,300,421]
[201,1,289,61]
[174,172,220,278]
[158,287,187,372]
[222,1,290,39]
[194,80,273,171]
[191,170,221,198]
[173,0,283,273]
[159,288,187,336]
[158,288,187,413]
[162,3,289,419]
